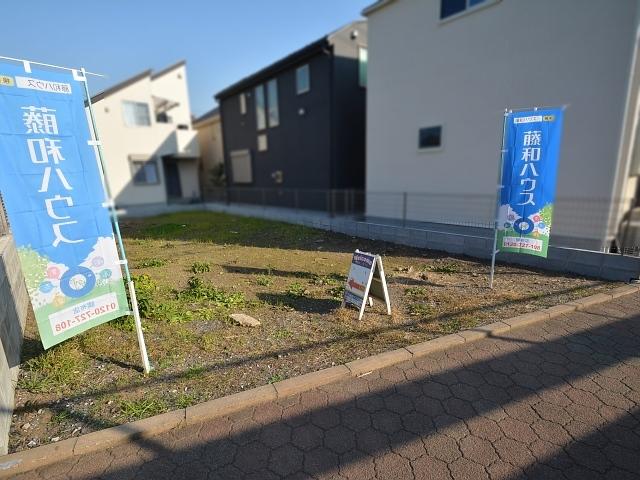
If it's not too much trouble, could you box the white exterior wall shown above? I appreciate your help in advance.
[92,64,199,206]
[366,0,640,247]
[194,115,224,196]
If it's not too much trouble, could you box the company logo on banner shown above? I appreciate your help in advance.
[0,62,128,349]
[497,108,564,257]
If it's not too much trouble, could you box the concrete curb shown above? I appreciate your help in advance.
[1,284,638,477]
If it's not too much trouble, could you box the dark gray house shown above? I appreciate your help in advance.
[215,21,368,208]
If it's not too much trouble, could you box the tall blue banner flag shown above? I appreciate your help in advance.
[497,108,564,257]
[0,63,128,348]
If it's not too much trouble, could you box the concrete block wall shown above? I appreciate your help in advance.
[0,235,28,455]
[122,202,640,282]
[202,202,640,282]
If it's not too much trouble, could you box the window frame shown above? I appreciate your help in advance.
[418,125,444,152]
[358,47,368,88]
[257,133,268,152]
[130,156,160,185]
[229,149,253,184]
[239,93,247,115]
[122,101,151,127]
[296,64,310,95]
[254,85,266,131]
[267,79,279,128]
[439,0,499,23]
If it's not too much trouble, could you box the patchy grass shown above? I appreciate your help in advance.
[136,258,168,268]
[285,282,309,298]
[10,210,619,453]
[256,274,273,287]
[267,373,285,384]
[18,344,87,394]
[190,261,211,274]
[119,398,166,421]
[423,262,459,274]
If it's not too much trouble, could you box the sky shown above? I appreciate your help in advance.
[1,0,372,117]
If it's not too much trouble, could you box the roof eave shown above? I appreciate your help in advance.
[362,0,395,16]
[215,38,329,100]
[90,69,152,104]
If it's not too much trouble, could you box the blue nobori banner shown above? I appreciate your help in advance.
[497,108,565,257]
[0,62,128,348]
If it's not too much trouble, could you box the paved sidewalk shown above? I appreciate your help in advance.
[14,294,640,479]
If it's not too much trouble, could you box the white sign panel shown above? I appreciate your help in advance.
[343,250,391,320]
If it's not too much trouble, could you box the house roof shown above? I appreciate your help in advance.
[362,0,396,16]
[150,60,186,80]
[90,69,151,104]
[215,38,329,100]
[90,60,186,104]
[192,107,220,127]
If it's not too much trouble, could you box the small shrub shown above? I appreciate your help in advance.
[136,258,167,268]
[256,274,273,287]
[179,277,245,308]
[286,282,308,298]
[119,398,166,420]
[191,261,211,274]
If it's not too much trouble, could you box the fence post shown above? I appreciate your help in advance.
[402,192,408,228]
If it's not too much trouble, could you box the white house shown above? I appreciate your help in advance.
[363,0,640,251]
[90,61,200,206]
[192,107,225,198]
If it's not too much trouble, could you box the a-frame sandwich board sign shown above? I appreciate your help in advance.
[342,250,391,320]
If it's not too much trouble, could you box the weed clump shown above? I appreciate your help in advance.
[119,398,166,420]
[179,277,245,308]
[19,344,87,393]
[190,261,211,274]
[286,282,308,298]
[136,258,167,268]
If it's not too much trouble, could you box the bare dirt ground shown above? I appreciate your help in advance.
[9,211,618,453]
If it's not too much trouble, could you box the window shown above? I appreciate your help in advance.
[296,64,310,94]
[239,93,247,115]
[257,133,268,152]
[255,85,266,130]
[130,158,159,185]
[267,79,279,127]
[122,101,151,126]
[230,149,252,184]
[440,0,487,19]
[358,47,368,87]
[156,111,171,123]
[418,126,442,150]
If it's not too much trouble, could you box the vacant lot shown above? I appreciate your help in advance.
[10,211,617,452]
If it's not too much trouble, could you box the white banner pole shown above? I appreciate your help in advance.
[489,109,510,289]
[80,68,152,374]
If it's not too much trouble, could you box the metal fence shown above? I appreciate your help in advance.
[204,187,638,254]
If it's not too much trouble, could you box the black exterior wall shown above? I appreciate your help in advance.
[216,21,367,208]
